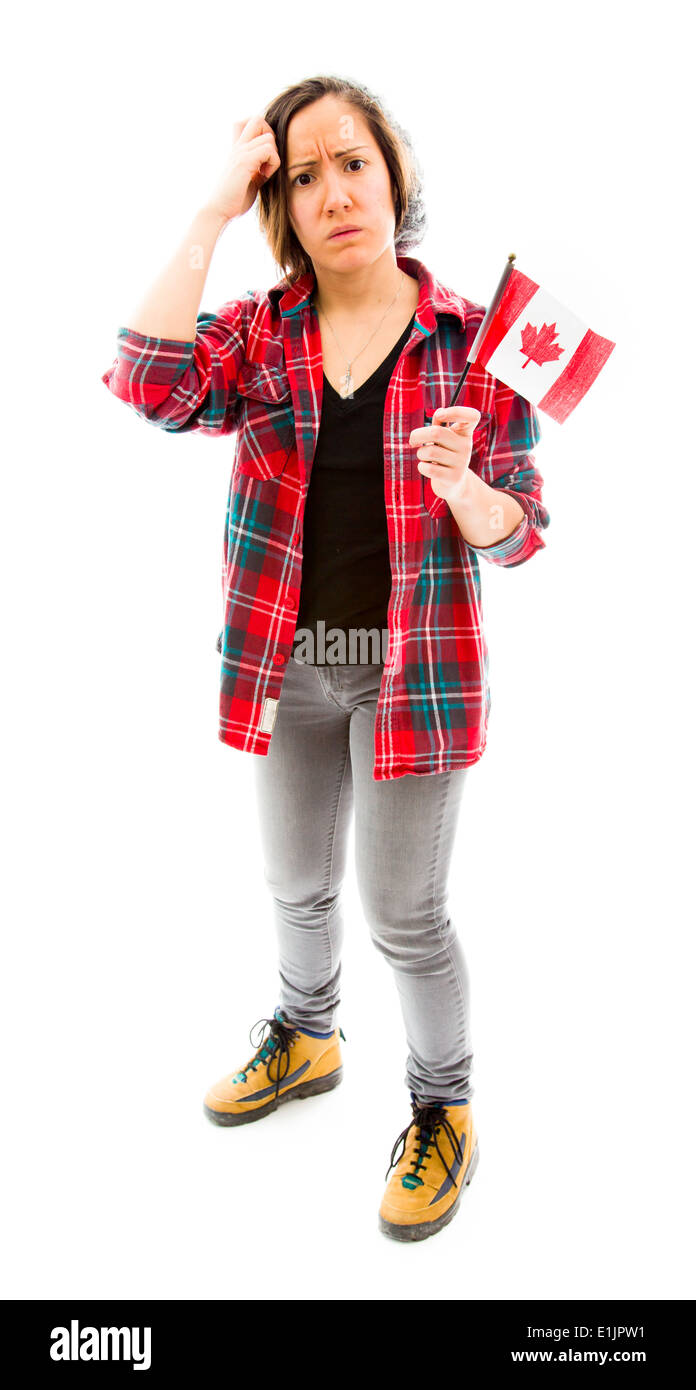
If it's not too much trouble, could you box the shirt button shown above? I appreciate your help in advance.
[285,596,296,609]
[273,653,286,665]
[292,532,301,546]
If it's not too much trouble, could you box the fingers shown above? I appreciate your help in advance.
[417,450,458,468]
[433,406,481,426]
[233,115,276,144]
[234,127,281,179]
[410,408,481,448]
[411,427,468,453]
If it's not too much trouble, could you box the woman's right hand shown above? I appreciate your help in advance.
[205,115,282,223]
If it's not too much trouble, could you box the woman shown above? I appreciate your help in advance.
[102,75,550,1243]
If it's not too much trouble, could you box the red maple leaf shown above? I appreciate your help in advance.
[519,320,565,369]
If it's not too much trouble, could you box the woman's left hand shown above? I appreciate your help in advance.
[410,406,482,503]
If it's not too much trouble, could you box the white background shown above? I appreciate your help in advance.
[2,0,694,1301]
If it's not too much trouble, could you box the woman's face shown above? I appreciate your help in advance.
[284,94,397,277]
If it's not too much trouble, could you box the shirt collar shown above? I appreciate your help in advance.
[267,254,470,334]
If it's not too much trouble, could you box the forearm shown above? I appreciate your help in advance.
[125,205,233,342]
[447,471,525,549]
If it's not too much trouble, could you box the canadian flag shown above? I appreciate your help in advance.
[471,266,616,424]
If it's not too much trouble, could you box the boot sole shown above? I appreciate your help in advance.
[203,1065,343,1127]
[378,1140,480,1242]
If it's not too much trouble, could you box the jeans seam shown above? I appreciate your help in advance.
[320,728,351,988]
[427,772,470,1092]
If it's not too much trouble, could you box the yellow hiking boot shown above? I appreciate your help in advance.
[204,1007,344,1126]
[378,1094,479,1241]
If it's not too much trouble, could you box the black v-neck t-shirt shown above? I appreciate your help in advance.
[293,311,416,664]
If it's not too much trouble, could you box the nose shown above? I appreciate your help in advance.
[321,164,353,214]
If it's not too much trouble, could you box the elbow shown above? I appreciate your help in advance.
[503,525,548,568]
[100,326,202,426]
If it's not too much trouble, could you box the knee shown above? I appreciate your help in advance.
[264,861,342,920]
[359,880,406,936]
[361,887,455,964]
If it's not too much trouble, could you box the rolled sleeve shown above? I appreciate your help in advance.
[467,383,550,568]
[100,295,258,435]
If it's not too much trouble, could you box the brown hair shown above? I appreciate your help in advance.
[257,74,426,287]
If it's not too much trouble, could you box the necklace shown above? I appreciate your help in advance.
[314,269,406,399]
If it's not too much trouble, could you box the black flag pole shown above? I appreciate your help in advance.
[448,252,517,408]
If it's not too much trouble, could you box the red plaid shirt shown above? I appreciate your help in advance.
[101,254,550,780]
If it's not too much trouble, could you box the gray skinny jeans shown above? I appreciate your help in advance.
[251,654,474,1105]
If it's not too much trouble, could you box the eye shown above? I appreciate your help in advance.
[292,158,366,187]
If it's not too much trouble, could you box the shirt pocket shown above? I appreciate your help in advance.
[420,406,493,520]
[235,361,296,479]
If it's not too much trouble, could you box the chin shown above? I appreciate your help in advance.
[327,240,374,263]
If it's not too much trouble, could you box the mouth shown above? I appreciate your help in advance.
[328,226,362,240]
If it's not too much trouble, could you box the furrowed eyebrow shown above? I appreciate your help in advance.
[286,145,370,173]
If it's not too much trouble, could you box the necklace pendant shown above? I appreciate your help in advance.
[340,366,354,400]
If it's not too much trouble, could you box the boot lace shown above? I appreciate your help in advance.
[233,1014,300,1106]
[385,1099,464,1190]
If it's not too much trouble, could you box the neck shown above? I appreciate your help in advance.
[312,248,405,322]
